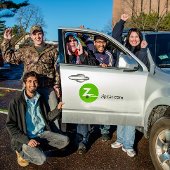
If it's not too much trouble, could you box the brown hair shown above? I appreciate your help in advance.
[66,35,78,43]
[22,71,39,83]
[125,28,143,53]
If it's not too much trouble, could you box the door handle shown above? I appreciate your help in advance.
[68,74,89,83]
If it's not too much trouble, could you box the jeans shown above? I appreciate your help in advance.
[38,87,60,129]
[117,125,136,149]
[20,131,69,165]
[77,124,89,144]
[100,125,110,135]
[38,87,58,111]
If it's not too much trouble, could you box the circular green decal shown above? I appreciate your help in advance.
[79,83,99,103]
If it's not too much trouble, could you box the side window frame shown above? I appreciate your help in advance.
[58,28,147,72]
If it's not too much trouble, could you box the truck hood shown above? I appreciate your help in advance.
[161,68,170,75]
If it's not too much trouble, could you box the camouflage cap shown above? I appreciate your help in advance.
[30,25,43,34]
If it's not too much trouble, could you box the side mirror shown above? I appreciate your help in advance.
[117,53,139,70]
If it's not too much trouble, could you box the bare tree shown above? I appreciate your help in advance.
[123,0,168,30]
[102,19,113,35]
[15,4,45,34]
[0,0,29,18]
[0,0,29,39]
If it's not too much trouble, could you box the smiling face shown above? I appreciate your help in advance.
[67,36,78,52]
[30,31,44,47]
[24,76,38,98]
[94,38,107,53]
[128,31,141,47]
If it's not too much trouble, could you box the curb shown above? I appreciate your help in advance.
[0,87,22,91]
[0,111,8,115]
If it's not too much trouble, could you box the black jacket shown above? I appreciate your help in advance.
[132,48,150,70]
[112,19,126,43]
[67,51,99,66]
[6,91,61,151]
[112,19,150,70]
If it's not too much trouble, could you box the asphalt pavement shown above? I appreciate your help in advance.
[0,93,155,170]
[0,77,155,170]
[0,111,155,170]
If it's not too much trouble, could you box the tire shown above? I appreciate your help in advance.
[149,117,170,170]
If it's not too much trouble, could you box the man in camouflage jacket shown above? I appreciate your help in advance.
[1,25,60,129]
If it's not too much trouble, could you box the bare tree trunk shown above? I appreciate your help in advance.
[149,0,152,13]
[141,0,143,13]
[132,0,135,16]
[157,0,160,16]
[166,0,169,13]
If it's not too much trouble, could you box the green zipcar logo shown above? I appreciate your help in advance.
[79,83,99,103]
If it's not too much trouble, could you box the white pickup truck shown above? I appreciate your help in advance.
[58,28,170,170]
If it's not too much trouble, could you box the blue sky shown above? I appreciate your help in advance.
[5,0,113,40]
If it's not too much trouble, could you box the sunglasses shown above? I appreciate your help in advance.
[68,39,77,42]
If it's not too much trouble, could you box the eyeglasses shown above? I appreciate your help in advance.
[95,40,106,44]
[68,39,77,42]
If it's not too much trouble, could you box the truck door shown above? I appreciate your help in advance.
[58,28,149,126]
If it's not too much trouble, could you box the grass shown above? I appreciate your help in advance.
[0,93,5,97]
[0,108,8,113]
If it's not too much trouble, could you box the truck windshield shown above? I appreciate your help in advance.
[145,33,170,68]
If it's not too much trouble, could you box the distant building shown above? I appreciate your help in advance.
[113,0,170,24]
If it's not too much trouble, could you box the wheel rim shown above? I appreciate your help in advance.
[155,129,170,170]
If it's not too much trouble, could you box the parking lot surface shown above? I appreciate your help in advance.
[0,82,155,170]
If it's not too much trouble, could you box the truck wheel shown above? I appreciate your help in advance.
[149,117,170,170]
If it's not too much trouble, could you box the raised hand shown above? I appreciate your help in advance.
[121,14,129,21]
[141,40,148,48]
[77,43,83,56]
[79,25,85,29]
[4,28,12,40]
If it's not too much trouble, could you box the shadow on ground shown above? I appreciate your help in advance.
[0,112,155,170]
[0,81,154,170]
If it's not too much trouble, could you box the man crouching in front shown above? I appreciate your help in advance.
[6,71,69,167]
